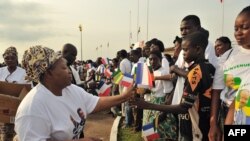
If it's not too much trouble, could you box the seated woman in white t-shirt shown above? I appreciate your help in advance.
[15,45,134,141]
[0,46,28,84]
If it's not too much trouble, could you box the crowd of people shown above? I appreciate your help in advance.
[0,5,249,141]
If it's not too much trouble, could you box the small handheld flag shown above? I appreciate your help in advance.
[120,73,133,87]
[142,123,160,141]
[135,63,154,88]
[112,69,123,84]
[96,81,112,96]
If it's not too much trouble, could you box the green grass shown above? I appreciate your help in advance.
[117,127,144,141]
[117,117,144,141]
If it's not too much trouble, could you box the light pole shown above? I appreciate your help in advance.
[79,24,83,61]
[137,0,140,41]
[146,0,149,41]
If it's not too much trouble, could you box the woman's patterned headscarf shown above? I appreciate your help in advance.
[22,45,61,83]
[3,46,18,58]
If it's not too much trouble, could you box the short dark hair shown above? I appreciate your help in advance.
[146,38,158,48]
[145,41,152,48]
[135,47,142,55]
[131,49,141,57]
[63,43,77,52]
[151,39,165,52]
[119,49,128,58]
[97,57,103,64]
[149,50,162,60]
[112,58,119,63]
[183,31,208,51]
[86,59,93,64]
[173,36,182,44]
[182,15,201,27]
[239,5,250,15]
[216,36,232,47]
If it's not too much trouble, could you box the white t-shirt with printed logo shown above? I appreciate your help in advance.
[15,83,99,141]
[233,76,250,125]
[213,46,250,106]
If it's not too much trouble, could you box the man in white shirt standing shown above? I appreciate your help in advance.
[118,49,132,127]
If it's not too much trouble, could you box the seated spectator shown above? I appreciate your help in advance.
[0,46,29,84]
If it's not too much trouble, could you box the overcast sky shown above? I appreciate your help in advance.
[0,0,249,63]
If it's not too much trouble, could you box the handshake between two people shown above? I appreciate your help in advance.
[121,83,153,110]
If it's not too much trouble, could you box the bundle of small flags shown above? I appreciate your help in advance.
[96,81,112,96]
[142,123,160,141]
[111,63,155,88]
